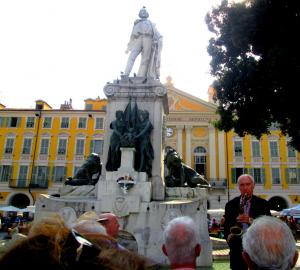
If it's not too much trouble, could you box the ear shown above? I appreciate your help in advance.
[242,251,256,270]
[291,250,299,269]
[195,244,201,257]
[162,244,168,256]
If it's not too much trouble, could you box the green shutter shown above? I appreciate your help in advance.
[32,166,37,181]
[90,140,94,154]
[261,168,266,184]
[285,168,289,184]
[52,167,56,181]
[17,117,21,127]
[9,166,13,180]
[231,168,236,184]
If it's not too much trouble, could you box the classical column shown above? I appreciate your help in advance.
[208,124,216,180]
[185,125,192,166]
[218,131,226,180]
[176,125,184,157]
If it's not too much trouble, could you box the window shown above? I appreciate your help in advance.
[251,141,261,157]
[287,144,296,158]
[285,168,299,184]
[0,117,4,127]
[78,117,87,129]
[272,168,281,184]
[4,138,14,154]
[8,117,21,127]
[95,118,104,129]
[269,141,279,157]
[194,146,207,176]
[85,104,93,110]
[43,117,52,128]
[26,117,35,128]
[22,138,32,154]
[18,165,28,187]
[57,138,67,155]
[40,138,49,155]
[234,140,243,157]
[61,117,69,128]
[0,165,12,182]
[31,166,49,187]
[90,140,103,155]
[76,139,85,155]
[231,168,248,184]
[249,168,265,184]
[53,166,66,182]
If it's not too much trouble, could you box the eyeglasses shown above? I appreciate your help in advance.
[64,229,101,264]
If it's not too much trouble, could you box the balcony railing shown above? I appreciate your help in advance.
[9,179,29,188]
[29,180,48,189]
[9,179,48,189]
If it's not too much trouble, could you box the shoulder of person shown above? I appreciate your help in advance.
[252,195,268,203]
[226,196,240,206]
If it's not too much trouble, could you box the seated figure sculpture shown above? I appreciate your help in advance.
[65,153,102,186]
[164,148,210,188]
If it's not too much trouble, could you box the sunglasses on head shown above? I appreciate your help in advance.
[64,229,101,264]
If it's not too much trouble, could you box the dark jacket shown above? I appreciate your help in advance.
[224,194,271,240]
[224,194,271,270]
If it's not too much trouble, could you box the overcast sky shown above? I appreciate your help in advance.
[0,0,221,109]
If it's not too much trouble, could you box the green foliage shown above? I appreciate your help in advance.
[206,0,300,150]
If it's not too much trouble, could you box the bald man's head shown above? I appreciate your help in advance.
[98,213,120,238]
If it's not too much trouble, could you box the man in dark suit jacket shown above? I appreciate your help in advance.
[224,174,271,270]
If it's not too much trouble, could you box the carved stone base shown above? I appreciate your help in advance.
[35,187,212,267]
[58,185,96,198]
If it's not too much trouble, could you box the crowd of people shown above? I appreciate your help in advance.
[0,212,33,239]
[0,173,299,269]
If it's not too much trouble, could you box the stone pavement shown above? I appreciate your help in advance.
[211,237,300,269]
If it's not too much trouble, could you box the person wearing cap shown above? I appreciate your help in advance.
[124,6,163,79]
[97,213,120,239]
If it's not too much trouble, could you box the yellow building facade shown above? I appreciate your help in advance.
[0,82,299,211]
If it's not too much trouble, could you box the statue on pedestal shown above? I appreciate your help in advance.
[164,148,210,188]
[124,7,163,79]
[106,101,154,177]
[135,110,154,176]
[64,153,102,186]
[106,110,127,171]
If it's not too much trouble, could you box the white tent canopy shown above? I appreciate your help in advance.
[280,204,300,216]
[207,209,225,215]
[0,205,35,212]
[0,205,22,212]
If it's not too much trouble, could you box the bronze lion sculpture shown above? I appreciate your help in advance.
[164,148,210,188]
[65,153,102,186]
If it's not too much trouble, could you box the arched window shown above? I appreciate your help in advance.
[194,146,207,177]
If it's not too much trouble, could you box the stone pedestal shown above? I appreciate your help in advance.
[100,76,168,201]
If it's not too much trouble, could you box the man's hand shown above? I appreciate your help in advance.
[237,214,253,224]
[227,233,235,242]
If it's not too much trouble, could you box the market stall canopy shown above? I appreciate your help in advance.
[0,205,22,212]
[0,205,35,212]
[207,209,225,215]
[280,204,300,216]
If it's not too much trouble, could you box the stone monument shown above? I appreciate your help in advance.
[34,7,212,267]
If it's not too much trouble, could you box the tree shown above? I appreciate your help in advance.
[206,0,300,151]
